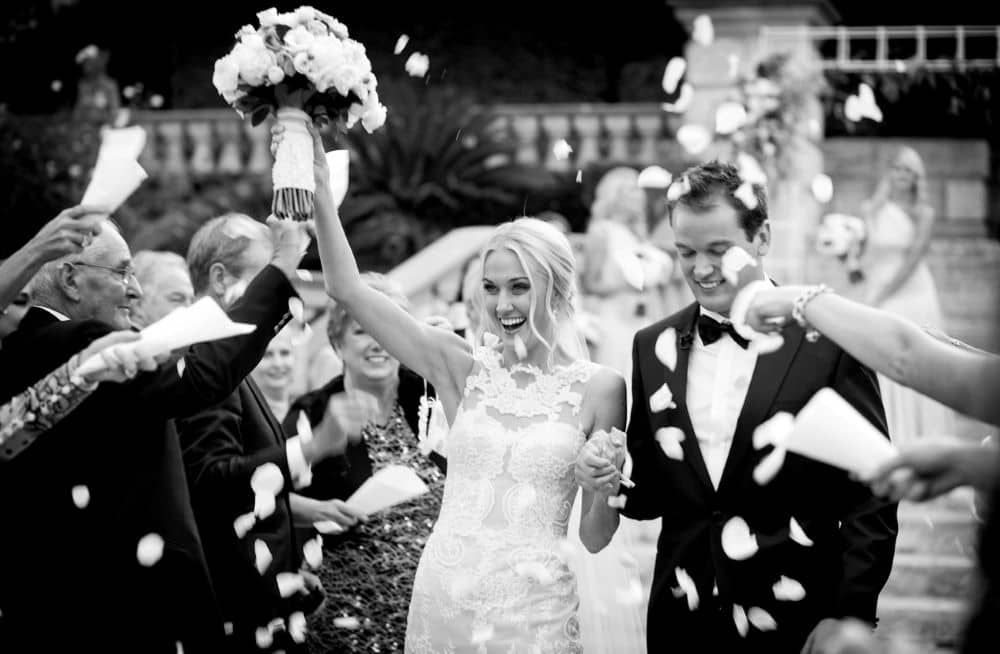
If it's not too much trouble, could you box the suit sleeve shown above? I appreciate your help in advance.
[829,349,899,624]
[621,333,666,520]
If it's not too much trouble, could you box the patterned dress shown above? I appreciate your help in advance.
[307,403,446,653]
[405,347,598,653]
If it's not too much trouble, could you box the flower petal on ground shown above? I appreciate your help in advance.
[333,616,361,630]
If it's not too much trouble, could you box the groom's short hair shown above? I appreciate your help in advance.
[668,160,768,240]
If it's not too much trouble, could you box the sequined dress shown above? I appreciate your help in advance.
[307,403,446,653]
[405,347,598,654]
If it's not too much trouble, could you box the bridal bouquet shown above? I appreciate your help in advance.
[212,6,387,221]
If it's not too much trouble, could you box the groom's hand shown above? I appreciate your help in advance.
[575,441,621,496]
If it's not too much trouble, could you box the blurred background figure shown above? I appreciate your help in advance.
[251,324,297,423]
[130,249,194,328]
[856,146,954,444]
[72,44,121,126]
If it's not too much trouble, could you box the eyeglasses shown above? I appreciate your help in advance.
[70,261,137,285]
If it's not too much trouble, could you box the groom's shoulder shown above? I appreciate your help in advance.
[634,302,698,347]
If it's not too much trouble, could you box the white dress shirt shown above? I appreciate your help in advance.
[686,302,764,489]
[35,306,70,321]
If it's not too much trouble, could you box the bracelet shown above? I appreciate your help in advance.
[792,284,832,343]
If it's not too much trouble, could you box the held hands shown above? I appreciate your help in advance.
[575,428,627,497]
[312,497,366,529]
[77,331,165,384]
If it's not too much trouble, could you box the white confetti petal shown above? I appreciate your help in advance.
[276,572,305,598]
[404,52,429,78]
[223,621,234,635]
[513,335,528,361]
[471,623,495,644]
[733,604,749,637]
[333,616,361,630]
[575,169,583,183]
[482,332,500,349]
[649,383,676,413]
[789,517,814,547]
[234,511,256,538]
[676,123,712,155]
[552,138,573,161]
[857,83,882,121]
[844,95,863,122]
[671,585,686,598]
[811,174,834,204]
[607,495,628,510]
[288,611,307,643]
[255,626,273,649]
[749,333,784,355]
[296,411,314,444]
[655,427,685,461]
[254,539,272,574]
[71,485,90,509]
[754,446,787,485]
[288,297,304,323]
[136,533,164,567]
[691,14,714,46]
[712,580,719,596]
[753,412,795,449]
[175,641,184,654]
[250,462,284,496]
[720,246,758,286]
[615,577,645,606]
[748,606,777,631]
[666,175,691,202]
[51,79,63,92]
[295,269,313,282]
[734,182,758,210]
[736,152,768,186]
[655,328,678,370]
[715,102,748,135]
[662,82,694,114]
[393,34,410,55]
[773,575,806,601]
[637,165,673,189]
[661,57,687,95]
[721,516,759,560]
[303,536,323,568]
[254,492,276,520]
[176,357,186,378]
[314,520,344,534]
[674,567,699,610]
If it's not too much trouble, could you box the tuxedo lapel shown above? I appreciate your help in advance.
[718,324,805,493]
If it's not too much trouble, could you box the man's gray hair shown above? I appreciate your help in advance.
[186,213,270,295]
[133,250,188,289]
[27,220,122,308]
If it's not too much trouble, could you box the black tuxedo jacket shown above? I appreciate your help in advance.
[622,302,898,653]
[0,265,296,654]
[176,375,304,639]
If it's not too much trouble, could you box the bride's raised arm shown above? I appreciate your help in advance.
[307,126,473,402]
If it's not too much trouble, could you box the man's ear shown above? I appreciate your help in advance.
[755,222,771,257]
[57,262,83,302]
[208,262,229,298]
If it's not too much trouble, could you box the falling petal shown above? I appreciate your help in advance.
[471,624,495,644]
[254,492,276,520]
[674,567,700,610]
[671,585,685,598]
[615,249,645,291]
[712,580,719,596]
[615,578,645,606]
[663,83,694,113]
[666,175,691,202]
[136,533,165,567]
[314,520,344,534]
[176,641,184,654]
[234,512,256,538]
[288,297,305,323]
[893,59,906,73]
[254,539,273,574]
[176,357,186,378]
[552,138,573,161]
[333,615,361,629]
[288,611,307,643]
[576,169,583,183]
[733,604,749,637]
[789,517,814,547]
[654,327,678,370]
[224,621,234,635]
[721,516,759,560]
[482,332,500,349]
[734,182,758,210]
[296,411,314,444]
[637,165,673,189]
[753,412,795,450]
[773,575,806,601]
[736,152,768,186]
[303,536,323,568]
[655,427,685,461]
[754,446,787,485]
[607,495,628,510]
[749,333,784,355]
[748,606,777,631]
[276,572,305,598]
[720,246,758,286]
[255,627,273,649]
[149,94,164,108]
[513,335,528,361]
[393,34,410,55]
[676,123,712,155]
[51,80,63,93]
[404,52,430,77]
[71,485,90,509]
[250,462,284,496]
[844,95,863,122]
[661,57,687,95]
[811,174,834,204]
[691,14,715,46]
[715,102,748,135]
[295,269,313,282]
[649,383,676,413]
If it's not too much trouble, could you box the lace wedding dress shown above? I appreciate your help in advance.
[405,346,599,653]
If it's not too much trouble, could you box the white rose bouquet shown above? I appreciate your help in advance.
[212,6,387,221]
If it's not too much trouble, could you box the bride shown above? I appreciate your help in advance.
[298,125,636,651]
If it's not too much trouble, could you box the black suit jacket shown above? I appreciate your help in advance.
[622,303,898,653]
[176,375,304,640]
[0,265,296,654]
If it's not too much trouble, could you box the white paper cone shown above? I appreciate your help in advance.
[96,125,147,165]
[345,464,429,515]
[325,150,350,209]
[81,158,148,215]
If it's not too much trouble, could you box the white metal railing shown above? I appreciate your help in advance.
[759,25,1000,72]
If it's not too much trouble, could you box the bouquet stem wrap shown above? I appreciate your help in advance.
[272,107,315,222]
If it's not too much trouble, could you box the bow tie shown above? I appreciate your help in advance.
[697,314,749,349]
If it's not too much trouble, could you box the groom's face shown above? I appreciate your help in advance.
[673,197,769,316]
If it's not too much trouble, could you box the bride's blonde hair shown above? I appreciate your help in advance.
[863,146,929,216]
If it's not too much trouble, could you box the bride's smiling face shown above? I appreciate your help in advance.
[482,248,554,355]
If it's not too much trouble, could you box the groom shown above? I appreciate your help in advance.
[577,161,897,653]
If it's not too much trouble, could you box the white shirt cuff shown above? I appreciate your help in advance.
[285,436,313,490]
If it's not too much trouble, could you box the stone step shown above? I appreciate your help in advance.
[877,595,970,651]
[895,506,981,558]
[884,553,976,598]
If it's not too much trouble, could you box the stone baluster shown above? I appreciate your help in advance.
[509,114,541,166]
[634,114,663,164]
[158,121,188,178]
[136,124,159,177]
[245,123,272,176]
[573,114,601,169]
[216,119,244,174]
[603,115,632,162]
[187,121,215,175]
[541,114,573,171]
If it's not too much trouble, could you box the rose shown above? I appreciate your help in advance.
[284,26,316,54]
[293,6,316,23]
[361,101,387,133]
[267,66,285,85]
[231,40,275,87]
[213,55,240,96]
[240,31,266,50]
[256,8,279,27]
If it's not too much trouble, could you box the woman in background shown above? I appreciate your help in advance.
[251,325,297,422]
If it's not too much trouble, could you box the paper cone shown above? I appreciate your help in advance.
[96,126,147,165]
[325,150,350,209]
[81,158,148,215]
[345,464,429,515]
[784,388,897,477]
